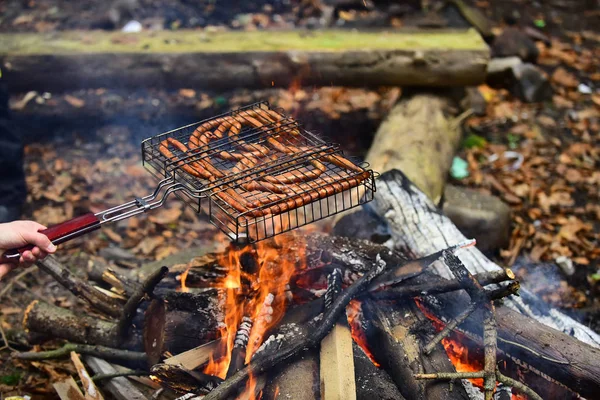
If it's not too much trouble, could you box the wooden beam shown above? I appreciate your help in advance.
[320,320,357,400]
[0,29,489,92]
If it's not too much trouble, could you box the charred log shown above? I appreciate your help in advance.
[365,169,600,398]
[362,299,470,400]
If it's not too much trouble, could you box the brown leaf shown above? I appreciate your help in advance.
[103,228,123,243]
[65,95,85,108]
[558,217,591,243]
[551,67,579,88]
[155,245,178,260]
[179,89,196,98]
[134,236,165,256]
[149,207,183,225]
[537,115,556,128]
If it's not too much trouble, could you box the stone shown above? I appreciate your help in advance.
[486,56,522,85]
[442,184,511,253]
[332,209,391,245]
[511,63,553,103]
[492,27,539,63]
[465,87,487,116]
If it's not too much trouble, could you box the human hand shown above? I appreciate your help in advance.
[0,221,57,279]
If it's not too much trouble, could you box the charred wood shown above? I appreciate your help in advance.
[352,341,406,400]
[361,299,470,400]
[369,169,600,346]
[368,169,600,399]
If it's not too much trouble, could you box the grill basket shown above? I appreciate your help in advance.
[141,102,376,242]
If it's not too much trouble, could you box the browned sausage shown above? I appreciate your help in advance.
[158,138,212,179]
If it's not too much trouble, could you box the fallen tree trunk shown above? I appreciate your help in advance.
[364,169,600,398]
[0,29,489,92]
[364,93,462,203]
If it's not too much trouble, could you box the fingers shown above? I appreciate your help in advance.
[0,264,14,280]
[20,228,56,254]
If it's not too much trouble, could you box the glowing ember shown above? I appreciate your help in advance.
[347,299,380,367]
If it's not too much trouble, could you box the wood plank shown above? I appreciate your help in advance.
[163,340,219,370]
[0,29,489,92]
[320,321,357,400]
[70,352,104,400]
[84,356,148,400]
[53,376,86,400]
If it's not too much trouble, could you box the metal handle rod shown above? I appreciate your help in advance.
[97,179,185,224]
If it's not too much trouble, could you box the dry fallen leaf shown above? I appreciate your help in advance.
[149,207,183,225]
[65,95,85,108]
[551,67,579,88]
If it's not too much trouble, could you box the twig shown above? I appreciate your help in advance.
[414,371,484,380]
[424,301,478,355]
[423,283,520,355]
[92,370,149,382]
[202,253,390,400]
[372,269,515,300]
[14,343,147,363]
[116,266,168,344]
[0,316,16,351]
[36,256,122,317]
[496,368,543,400]
[483,306,497,400]
[0,265,37,300]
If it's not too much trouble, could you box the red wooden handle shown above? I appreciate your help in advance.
[3,213,101,261]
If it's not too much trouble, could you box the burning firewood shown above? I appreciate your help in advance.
[349,168,600,399]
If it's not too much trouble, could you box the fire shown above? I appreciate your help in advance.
[416,299,528,400]
[178,265,192,293]
[441,335,484,387]
[201,232,306,399]
[346,300,380,367]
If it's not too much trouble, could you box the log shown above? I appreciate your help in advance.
[22,300,218,355]
[0,29,489,93]
[364,92,462,203]
[352,341,406,400]
[23,300,131,349]
[365,169,600,398]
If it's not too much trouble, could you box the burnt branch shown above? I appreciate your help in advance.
[14,343,147,363]
[116,266,168,345]
[36,256,122,317]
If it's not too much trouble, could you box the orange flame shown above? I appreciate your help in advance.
[347,299,380,367]
[200,232,306,399]
[178,265,192,293]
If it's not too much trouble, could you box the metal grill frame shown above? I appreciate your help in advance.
[141,101,376,242]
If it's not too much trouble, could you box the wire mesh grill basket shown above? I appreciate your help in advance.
[141,101,376,242]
